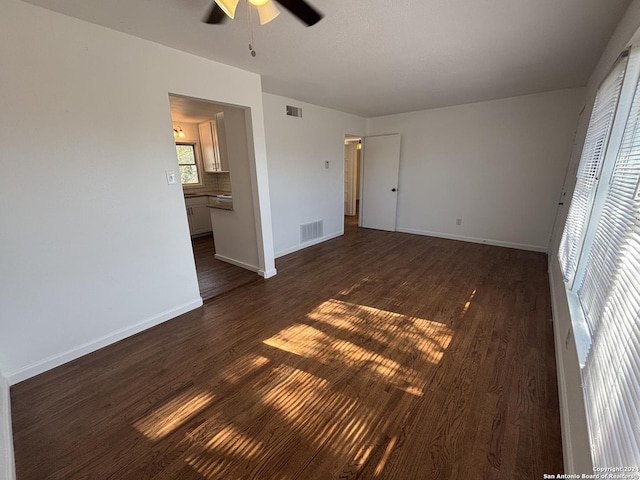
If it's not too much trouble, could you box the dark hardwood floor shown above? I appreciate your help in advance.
[11,222,563,479]
[191,234,261,301]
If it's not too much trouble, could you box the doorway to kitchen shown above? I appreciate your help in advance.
[344,135,361,230]
[169,94,261,301]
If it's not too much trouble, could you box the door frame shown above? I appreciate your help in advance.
[344,138,360,217]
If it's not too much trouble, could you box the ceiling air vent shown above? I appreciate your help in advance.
[286,105,302,118]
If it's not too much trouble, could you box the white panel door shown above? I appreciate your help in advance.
[360,134,401,231]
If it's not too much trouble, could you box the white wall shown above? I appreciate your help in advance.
[210,107,262,273]
[262,94,366,257]
[0,369,15,480]
[0,0,275,383]
[172,122,200,141]
[367,88,585,251]
[548,0,640,473]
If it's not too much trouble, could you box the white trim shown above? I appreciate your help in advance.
[214,254,260,272]
[274,231,344,258]
[548,260,594,474]
[549,267,576,473]
[0,371,15,480]
[396,227,548,252]
[565,291,592,367]
[258,268,277,279]
[5,299,203,385]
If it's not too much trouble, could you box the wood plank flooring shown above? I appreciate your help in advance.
[11,222,563,479]
[191,234,261,301]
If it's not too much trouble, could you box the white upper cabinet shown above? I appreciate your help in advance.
[214,112,229,172]
[198,120,220,172]
[198,114,229,173]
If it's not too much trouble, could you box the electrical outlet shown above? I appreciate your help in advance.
[456,218,462,226]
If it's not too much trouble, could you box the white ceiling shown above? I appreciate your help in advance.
[169,94,225,124]
[22,0,632,117]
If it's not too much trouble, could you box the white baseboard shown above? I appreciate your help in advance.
[211,254,274,278]
[274,231,343,258]
[258,268,277,279]
[6,299,203,385]
[396,227,548,253]
[214,254,260,273]
[0,372,16,480]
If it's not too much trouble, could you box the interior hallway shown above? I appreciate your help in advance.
[11,223,562,479]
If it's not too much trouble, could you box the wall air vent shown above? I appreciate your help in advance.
[300,220,323,243]
[286,105,302,118]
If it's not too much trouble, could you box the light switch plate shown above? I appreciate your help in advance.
[166,170,177,185]
[325,160,329,169]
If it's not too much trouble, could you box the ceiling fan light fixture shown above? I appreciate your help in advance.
[255,0,280,25]
[203,0,322,27]
[214,0,239,19]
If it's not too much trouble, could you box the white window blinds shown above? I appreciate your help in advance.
[579,64,640,467]
[558,57,628,283]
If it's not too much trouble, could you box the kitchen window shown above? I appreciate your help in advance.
[176,143,202,186]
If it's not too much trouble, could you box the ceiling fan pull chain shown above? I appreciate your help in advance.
[247,2,257,57]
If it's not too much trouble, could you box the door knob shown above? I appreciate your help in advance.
[391,188,397,192]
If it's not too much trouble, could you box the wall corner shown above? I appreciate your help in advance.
[0,369,16,480]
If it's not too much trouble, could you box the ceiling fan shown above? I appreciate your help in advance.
[203,0,323,27]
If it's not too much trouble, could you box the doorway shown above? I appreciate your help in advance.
[169,94,261,301]
[344,136,362,229]
[345,134,402,232]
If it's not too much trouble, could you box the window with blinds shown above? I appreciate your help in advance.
[579,65,640,467]
[558,56,627,284]
[558,47,640,470]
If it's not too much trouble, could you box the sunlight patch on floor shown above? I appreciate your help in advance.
[185,365,380,476]
[185,439,284,480]
[218,353,271,385]
[205,424,264,458]
[307,299,453,364]
[257,365,380,460]
[459,289,477,319]
[260,366,357,428]
[134,389,215,440]
[151,299,455,476]
[375,434,398,476]
[264,323,412,383]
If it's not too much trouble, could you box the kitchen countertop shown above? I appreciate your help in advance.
[184,193,233,211]
[183,193,219,198]
[207,200,233,211]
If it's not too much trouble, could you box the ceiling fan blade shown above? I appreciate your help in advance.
[273,0,323,26]
[203,2,227,24]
